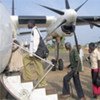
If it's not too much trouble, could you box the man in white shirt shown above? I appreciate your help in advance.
[28,21,40,57]
[22,20,47,87]
[89,42,100,98]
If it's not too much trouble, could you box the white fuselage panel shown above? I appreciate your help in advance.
[0,3,13,73]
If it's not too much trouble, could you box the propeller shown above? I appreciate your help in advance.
[38,0,89,34]
[38,0,88,50]
[75,0,88,12]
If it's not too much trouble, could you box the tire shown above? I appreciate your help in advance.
[58,59,63,70]
[51,59,57,71]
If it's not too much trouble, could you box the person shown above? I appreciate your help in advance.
[78,45,84,71]
[5,39,23,73]
[22,20,48,87]
[61,42,85,100]
[88,42,100,98]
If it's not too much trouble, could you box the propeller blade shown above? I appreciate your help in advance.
[75,0,88,12]
[39,4,64,15]
[65,0,70,9]
[73,32,79,53]
[12,0,15,15]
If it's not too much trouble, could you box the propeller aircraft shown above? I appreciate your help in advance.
[0,0,100,99]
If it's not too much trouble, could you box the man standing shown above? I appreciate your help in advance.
[61,42,85,100]
[88,42,100,98]
[22,20,48,87]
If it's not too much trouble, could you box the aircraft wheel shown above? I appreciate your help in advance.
[51,59,57,71]
[58,59,63,70]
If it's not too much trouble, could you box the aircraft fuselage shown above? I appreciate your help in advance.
[0,3,13,73]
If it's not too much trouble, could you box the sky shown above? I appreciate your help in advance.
[1,0,100,45]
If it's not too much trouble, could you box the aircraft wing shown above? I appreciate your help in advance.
[11,15,56,29]
[11,15,100,29]
[76,16,100,26]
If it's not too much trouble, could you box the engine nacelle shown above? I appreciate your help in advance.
[47,24,75,40]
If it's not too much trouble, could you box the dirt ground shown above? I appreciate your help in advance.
[0,48,100,100]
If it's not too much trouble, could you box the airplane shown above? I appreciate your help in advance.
[15,0,100,71]
[0,0,100,73]
[0,0,100,99]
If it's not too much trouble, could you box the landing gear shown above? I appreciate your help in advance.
[51,58,63,71]
[51,37,64,71]
[51,59,57,71]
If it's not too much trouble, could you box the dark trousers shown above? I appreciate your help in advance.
[62,69,84,98]
[91,69,98,85]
